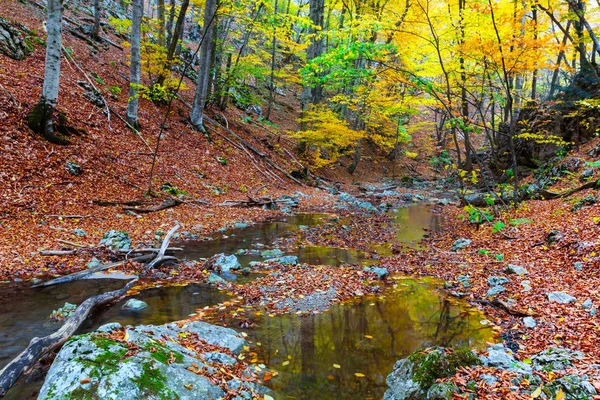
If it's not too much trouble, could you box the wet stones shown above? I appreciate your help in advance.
[99,230,131,251]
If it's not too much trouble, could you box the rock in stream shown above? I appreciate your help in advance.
[38,321,269,400]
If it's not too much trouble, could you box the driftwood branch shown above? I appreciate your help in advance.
[0,279,137,397]
[145,225,180,269]
[33,255,152,288]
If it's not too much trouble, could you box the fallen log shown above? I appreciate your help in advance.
[219,196,279,208]
[0,279,137,397]
[145,225,180,269]
[472,299,533,317]
[122,198,182,213]
[33,254,152,288]
[118,247,183,253]
[40,250,76,256]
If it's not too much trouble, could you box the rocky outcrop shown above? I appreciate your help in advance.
[39,321,269,399]
[0,18,32,61]
[385,345,596,400]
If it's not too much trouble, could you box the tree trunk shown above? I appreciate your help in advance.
[27,0,63,143]
[166,0,175,48]
[93,0,101,40]
[157,0,165,47]
[126,0,143,128]
[190,0,217,129]
[158,0,189,86]
[300,0,325,133]
[265,0,279,121]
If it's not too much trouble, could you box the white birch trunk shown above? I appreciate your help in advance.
[28,0,63,139]
[127,0,143,128]
[190,0,217,129]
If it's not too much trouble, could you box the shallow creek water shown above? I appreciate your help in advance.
[0,205,492,399]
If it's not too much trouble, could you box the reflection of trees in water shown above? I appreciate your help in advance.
[253,281,491,399]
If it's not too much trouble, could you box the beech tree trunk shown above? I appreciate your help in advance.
[93,0,101,39]
[27,0,63,142]
[127,0,143,128]
[190,0,217,130]
[299,0,325,148]
[265,0,278,120]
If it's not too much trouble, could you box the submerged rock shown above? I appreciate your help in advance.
[364,266,389,279]
[261,249,284,259]
[265,255,298,266]
[207,273,226,285]
[39,322,267,400]
[122,299,148,311]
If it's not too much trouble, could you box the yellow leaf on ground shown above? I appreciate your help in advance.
[333,364,341,369]
[354,373,365,378]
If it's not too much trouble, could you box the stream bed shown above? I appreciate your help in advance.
[0,205,493,399]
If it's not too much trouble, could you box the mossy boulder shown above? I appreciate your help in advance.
[39,322,269,399]
[384,347,480,400]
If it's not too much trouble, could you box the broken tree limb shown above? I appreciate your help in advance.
[122,198,182,213]
[40,250,76,256]
[118,247,183,254]
[472,299,533,317]
[0,279,137,397]
[145,225,180,269]
[33,254,152,288]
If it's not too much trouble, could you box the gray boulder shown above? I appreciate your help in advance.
[547,292,576,304]
[505,264,528,276]
[487,276,510,287]
[451,238,471,251]
[487,286,506,297]
[260,249,284,259]
[426,382,457,400]
[523,316,537,328]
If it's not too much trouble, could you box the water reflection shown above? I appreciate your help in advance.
[237,278,492,400]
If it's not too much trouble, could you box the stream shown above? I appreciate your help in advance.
[0,205,492,399]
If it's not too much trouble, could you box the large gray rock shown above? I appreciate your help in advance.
[547,291,576,304]
[39,321,262,400]
[486,286,506,297]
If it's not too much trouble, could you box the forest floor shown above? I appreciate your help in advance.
[2,0,600,398]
